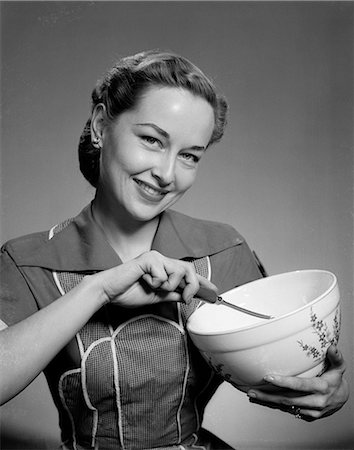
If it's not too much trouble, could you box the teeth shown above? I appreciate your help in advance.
[137,180,164,196]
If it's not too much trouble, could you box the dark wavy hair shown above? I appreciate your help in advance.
[78,50,228,187]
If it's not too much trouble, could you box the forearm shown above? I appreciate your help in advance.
[0,275,105,405]
[0,250,217,405]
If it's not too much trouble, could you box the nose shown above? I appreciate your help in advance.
[151,153,176,186]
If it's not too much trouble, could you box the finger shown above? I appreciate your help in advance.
[297,408,323,421]
[301,401,345,420]
[159,267,187,292]
[142,270,168,289]
[180,273,218,304]
[326,345,345,371]
[135,251,169,288]
[180,267,202,302]
[262,374,329,394]
[196,274,218,292]
[250,389,327,408]
[153,290,183,303]
[247,396,322,421]
[165,262,200,302]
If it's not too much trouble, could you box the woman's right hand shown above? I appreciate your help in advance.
[93,250,217,308]
[0,250,216,405]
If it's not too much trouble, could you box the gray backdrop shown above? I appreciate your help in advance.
[1,2,353,449]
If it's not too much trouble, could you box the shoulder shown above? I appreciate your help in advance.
[162,210,263,291]
[1,231,60,326]
[168,209,244,242]
[159,210,245,259]
[1,231,50,264]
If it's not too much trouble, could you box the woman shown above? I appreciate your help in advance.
[0,50,348,450]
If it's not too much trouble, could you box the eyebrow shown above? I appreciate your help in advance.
[135,123,206,151]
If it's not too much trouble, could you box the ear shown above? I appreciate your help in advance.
[91,103,107,143]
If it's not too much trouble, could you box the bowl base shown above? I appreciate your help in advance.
[229,360,327,393]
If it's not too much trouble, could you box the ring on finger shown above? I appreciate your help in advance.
[289,405,302,419]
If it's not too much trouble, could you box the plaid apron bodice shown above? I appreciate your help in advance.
[50,222,218,450]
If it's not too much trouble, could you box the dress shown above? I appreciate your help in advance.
[0,204,262,450]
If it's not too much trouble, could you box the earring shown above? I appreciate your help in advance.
[92,136,102,149]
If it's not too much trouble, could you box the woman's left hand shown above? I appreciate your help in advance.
[247,345,349,421]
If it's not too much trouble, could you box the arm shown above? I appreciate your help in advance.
[0,250,217,405]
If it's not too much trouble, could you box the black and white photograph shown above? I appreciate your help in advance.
[1,2,353,449]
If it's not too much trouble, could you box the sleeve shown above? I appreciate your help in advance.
[209,238,264,294]
[0,247,39,326]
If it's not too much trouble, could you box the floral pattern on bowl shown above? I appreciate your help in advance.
[206,356,233,383]
[297,305,341,361]
[204,305,341,385]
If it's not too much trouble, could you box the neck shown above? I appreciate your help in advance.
[91,200,160,262]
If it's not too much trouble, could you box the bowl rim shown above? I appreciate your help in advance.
[187,269,338,336]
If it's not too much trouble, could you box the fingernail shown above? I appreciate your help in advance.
[264,375,275,382]
[247,391,257,398]
[184,296,192,305]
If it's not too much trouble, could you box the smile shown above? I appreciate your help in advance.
[134,179,168,199]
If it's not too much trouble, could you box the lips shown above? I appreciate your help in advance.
[134,179,168,199]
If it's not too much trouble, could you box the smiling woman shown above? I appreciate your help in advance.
[92,87,214,233]
[0,49,349,450]
[78,51,227,189]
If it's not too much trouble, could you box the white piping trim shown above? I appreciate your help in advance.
[206,256,212,281]
[90,416,98,450]
[194,257,211,309]
[48,225,56,240]
[107,322,114,336]
[78,335,125,449]
[76,333,85,358]
[102,306,115,336]
[52,271,66,296]
[50,226,80,448]
[49,227,66,308]
[176,326,190,443]
[177,302,183,328]
[51,253,85,359]
[80,340,110,448]
[59,368,81,450]
[53,267,85,401]
[108,323,114,335]
[81,336,112,360]
[109,312,186,446]
[110,337,125,450]
[111,313,185,339]
[192,256,213,432]
[189,433,206,449]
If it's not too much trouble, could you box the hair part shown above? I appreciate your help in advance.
[78,50,228,187]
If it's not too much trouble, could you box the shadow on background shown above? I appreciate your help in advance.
[0,374,60,450]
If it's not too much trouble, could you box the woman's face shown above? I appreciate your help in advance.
[95,86,215,223]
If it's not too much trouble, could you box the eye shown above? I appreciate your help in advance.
[141,135,162,148]
[180,153,200,164]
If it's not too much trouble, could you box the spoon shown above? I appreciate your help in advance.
[196,285,274,320]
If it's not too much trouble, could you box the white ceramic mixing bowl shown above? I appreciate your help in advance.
[187,270,340,391]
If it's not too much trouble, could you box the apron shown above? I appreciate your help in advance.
[49,219,232,450]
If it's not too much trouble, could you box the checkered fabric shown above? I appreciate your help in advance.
[51,221,216,450]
